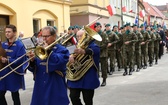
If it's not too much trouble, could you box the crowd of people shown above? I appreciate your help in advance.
[0,23,167,105]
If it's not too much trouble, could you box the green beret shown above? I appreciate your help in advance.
[126,22,130,26]
[113,25,118,29]
[140,24,144,28]
[157,25,162,28]
[74,25,80,29]
[68,26,74,30]
[105,24,111,27]
[120,26,123,30]
[53,26,57,30]
[94,22,101,27]
[132,24,137,27]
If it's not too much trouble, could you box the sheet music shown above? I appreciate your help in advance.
[21,37,36,50]
[66,45,76,54]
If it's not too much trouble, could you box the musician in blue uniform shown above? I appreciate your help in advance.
[0,24,27,105]
[67,30,100,105]
[28,26,69,105]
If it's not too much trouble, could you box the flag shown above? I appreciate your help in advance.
[89,23,96,31]
[122,6,127,12]
[139,10,145,18]
[134,16,138,25]
[143,20,147,29]
[71,37,77,45]
[107,5,116,16]
[148,15,150,25]
[129,9,133,13]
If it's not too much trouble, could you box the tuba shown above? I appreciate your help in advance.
[66,26,102,81]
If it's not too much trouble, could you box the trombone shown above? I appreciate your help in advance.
[0,33,67,80]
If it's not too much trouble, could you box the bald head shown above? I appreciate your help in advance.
[76,30,84,41]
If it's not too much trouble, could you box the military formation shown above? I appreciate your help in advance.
[62,22,166,88]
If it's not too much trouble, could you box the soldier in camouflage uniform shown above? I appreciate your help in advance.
[94,22,108,86]
[152,28,161,64]
[140,24,151,69]
[113,25,123,71]
[122,23,138,76]
[132,24,144,72]
[146,26,156,67]
[106,24,119,75]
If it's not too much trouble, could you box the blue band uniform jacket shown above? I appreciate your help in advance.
[28,44,70,105]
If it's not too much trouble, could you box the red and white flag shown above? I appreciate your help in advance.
[106,5,116,16]
[122,6,127,12]
[139,10,145,18]
[129,9,133,13]
[71,37,77,45]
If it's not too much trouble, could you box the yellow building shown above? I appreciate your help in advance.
[0,0,71,41]
[70,0,122,28]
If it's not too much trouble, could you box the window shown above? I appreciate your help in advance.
[47,20,55,26]
[118,0,121,8]
[33,19,40,34]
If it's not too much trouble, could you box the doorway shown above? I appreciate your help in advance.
[0,15,9,42]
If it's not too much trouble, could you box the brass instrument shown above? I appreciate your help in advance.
[0,33,68,80]
[62,34,75,45]
[66,18,102,81]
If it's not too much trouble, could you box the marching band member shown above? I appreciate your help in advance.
[27,26,70,105]
[67,30,100,105]
[0,24,27,105]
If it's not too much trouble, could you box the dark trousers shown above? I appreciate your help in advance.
[69,88,94,105]
[0,91,21,105]
[159,44,164,58]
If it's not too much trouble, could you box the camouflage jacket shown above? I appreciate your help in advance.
[106,30,119,50]
[147,31,156,48]
[122,30,138,51]
[154,32,161,48]
[140,30,151,47]
[134,30,144,50]
[95,31,108,57]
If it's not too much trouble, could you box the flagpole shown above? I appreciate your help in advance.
[137,0,139,25]
[121,0,123,26]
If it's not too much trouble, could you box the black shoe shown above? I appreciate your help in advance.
[101,79,106,87]
[143,66,147,69]
[129,71,132,75]
[123,72,127,76]
[101,81,106,86]
[149,63,153,67]
[136,68,140,72]
[109,71,113,75]
[155,62,158,65]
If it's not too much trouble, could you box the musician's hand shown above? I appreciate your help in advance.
[124,41,130,45]
[141,42,145,45]
[27,51,35,61]
[1,57,7,63]
[74,48,85,54]
[69,55,74,63]
[107,43,112,47]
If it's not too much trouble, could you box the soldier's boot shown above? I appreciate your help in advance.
[136,66,140,72]
[155,60,158,65]
[123,68,127,76]
[109,68,114,75]
[129,69,133,75]
[101,78,106,87]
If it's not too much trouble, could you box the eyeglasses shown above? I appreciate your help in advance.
[41,35,52,38]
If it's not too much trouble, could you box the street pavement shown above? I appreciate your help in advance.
[6,53,168,105]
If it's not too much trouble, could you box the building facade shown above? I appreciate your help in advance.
[70,0,122,29]
[0,0,71,41]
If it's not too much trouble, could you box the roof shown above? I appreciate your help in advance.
[156,4,168,11]
[143,2,160,17]
[152,6,165,18]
